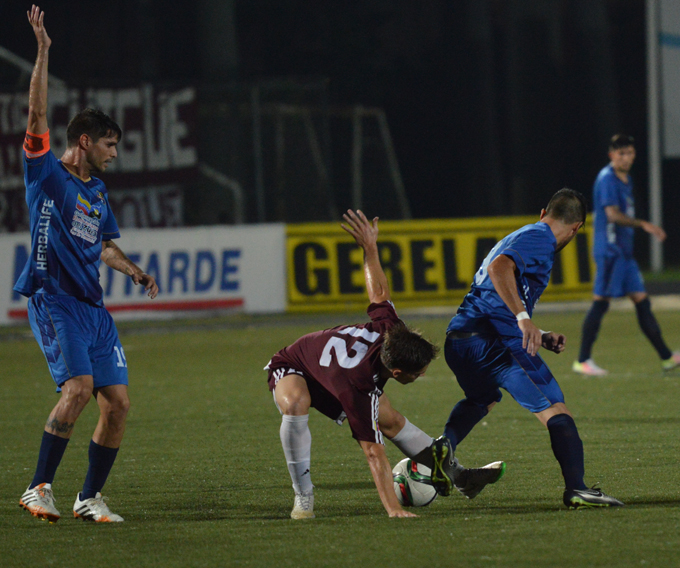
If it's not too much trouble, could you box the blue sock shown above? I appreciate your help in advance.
[547,414,587,490]
[30,432,70,488]
[635,298,672,360]
[578,300,609,362]
[81,441,119,500]
[443,399,488,452]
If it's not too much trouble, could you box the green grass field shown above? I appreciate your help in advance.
[2,307,680,567]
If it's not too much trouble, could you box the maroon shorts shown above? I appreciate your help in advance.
[268,365,346,424]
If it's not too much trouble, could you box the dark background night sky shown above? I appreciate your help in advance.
[2,0,677,265]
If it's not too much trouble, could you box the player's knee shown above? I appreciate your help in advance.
[110,397,130,420]
[280,393,310,416]
[61,376,94,409]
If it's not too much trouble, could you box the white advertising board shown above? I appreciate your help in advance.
[661,0,680,158]
[0,224,286,325]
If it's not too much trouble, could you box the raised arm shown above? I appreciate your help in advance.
[101,240,158,299]
[487,254,542,356]
[604,205,666,242]
[341,209,390,304]
[27,5,51,135]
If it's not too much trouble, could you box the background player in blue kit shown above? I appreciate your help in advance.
[573,134,680,376]
[430,188,623,508]
[16,6,158,523]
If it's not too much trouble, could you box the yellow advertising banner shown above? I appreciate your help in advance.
[287,216,595,312]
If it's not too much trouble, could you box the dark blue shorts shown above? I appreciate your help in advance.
[593,255,645,298]
[444,334,564,413]
[28,294,129,391]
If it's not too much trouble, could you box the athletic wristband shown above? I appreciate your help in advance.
[540,330,550,336]
[516,311,530,321]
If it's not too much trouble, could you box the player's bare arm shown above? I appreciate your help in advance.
[101,240,158,298]
[359,440,417,518]
[27,5,51,135]
[341,209,390,304]
[604,205,666,242]
[487,254,542,356]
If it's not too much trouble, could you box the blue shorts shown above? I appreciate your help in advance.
[444,334,565,413]
[28,294,128,391]
[593,255,645,298]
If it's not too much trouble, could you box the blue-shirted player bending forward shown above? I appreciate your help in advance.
[431,188,623,508]
[17,6,158,523]
[573,134,679,376]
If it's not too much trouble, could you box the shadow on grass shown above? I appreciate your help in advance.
[314,481,375,491]
[620,497,680,507]
[583,416,680,425]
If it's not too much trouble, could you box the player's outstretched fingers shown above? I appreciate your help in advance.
[389,509,418,518]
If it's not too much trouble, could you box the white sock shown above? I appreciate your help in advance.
[387,418,434,467]
[280,414,313,494]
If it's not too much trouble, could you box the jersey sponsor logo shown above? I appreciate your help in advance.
[36,199,54,271]
[75,194,103,219]
[70,209,101,244]
[71,194,104,244]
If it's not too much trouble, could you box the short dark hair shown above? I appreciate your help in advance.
[66,108,122,147]
[380,323,439,373]
[609,134,634,151]
[545,188,587,225]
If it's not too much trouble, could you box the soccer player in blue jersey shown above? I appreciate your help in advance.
[16,6,158,523]
[573,134,680,376]
[430,188,624,508]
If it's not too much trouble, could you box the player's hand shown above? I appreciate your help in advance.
[640,221,666,243]
[28,5,51,48]
[388,508,418,518]
[132,272,159,299]
[541,331,566,354]
[518,318,542,357]
[341,209,379,250]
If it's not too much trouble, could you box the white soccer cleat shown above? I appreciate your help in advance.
[20,482,61,522]
[73,492,124,522]
[572,359,608,376]
[290,491,315,520]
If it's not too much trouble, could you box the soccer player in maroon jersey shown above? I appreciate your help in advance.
[266,210,504,519]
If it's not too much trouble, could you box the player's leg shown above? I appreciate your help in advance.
[502,337,622,508]
[630,291,680,369]
[573,295,610,375]
[73,311,128,522]
[271,371,314,519]
[21,295,95,522]
[21,374,94,522]
[378,394,437,468]
[534,403,623,508]
[442,335,503,452]
[574,254,613,375]
[431,335,506,497]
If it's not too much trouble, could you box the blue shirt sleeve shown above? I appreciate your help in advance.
[102,193,121,240]
[499,229,554,278]
[24,150,57,201]
[597,173,620,208]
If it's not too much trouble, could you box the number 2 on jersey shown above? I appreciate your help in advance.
[319,326,379,369]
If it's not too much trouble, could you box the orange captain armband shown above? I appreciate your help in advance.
[24,129,50,158]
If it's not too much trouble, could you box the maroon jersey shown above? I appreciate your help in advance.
[266,301,402,443]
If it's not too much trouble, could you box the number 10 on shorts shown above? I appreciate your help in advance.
[113,346,128,368]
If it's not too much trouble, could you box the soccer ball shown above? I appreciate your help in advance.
[392,458,438,507]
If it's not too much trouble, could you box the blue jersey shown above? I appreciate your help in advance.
[447,222,556,338]
[592,165,635,258]
[13,147,120,306]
